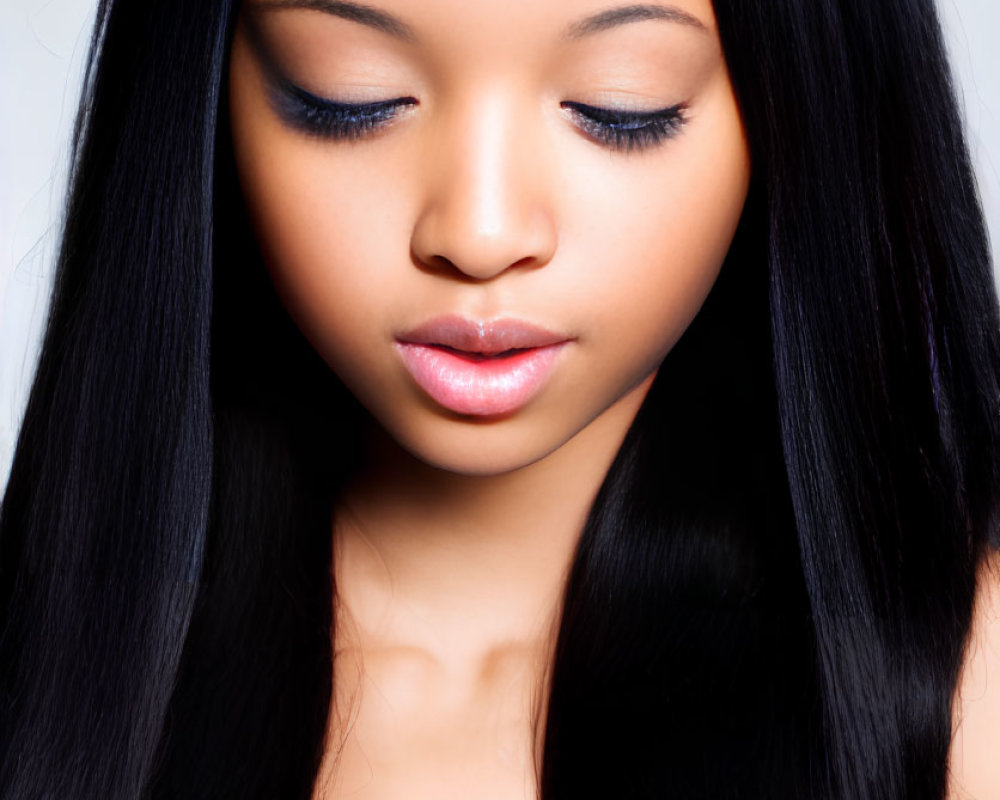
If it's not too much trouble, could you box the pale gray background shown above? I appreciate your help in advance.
[1,0,999,488]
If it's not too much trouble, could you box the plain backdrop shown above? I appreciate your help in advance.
[1,0,999,488]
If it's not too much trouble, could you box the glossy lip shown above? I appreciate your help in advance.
[398,315,569,355]
[395,316,572,416]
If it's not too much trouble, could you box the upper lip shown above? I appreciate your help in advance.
[397,315,570,355]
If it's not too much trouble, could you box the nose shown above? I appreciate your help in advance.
[410,96,558,281]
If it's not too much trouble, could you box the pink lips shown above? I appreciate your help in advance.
[395,316,570,416]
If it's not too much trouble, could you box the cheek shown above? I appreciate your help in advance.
[238,163,402,364]
[230,39,411,378]
[555,77,750,391]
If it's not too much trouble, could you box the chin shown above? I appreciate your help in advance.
[387,415,574,477]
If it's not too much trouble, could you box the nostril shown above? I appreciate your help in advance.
[408,244,455,274]
[509,255,541,271]
[411,244,536,281]
[409,192,559,280]
[415,251,543,281]
[427,254,458,272]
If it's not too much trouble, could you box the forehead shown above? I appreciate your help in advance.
[244,0,718,50]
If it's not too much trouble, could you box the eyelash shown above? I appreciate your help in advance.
[274,82,687,152]
[560,101,687,152]
[273,82,417,140]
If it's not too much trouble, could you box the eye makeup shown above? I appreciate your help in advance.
[270,76,688,153]
[270,78,417,140]
[243,15,416,140]
[560,101,688,152]
[245,15,688,153]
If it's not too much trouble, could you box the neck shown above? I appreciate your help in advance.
[333,378,651,663]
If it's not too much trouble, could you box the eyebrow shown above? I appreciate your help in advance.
[247,1,707,44]
[249,0,416,41]
[564,4,709,38]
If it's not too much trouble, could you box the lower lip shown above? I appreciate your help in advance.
[395,342,566,417]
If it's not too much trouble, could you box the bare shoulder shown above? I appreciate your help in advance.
[949,552,1000,799]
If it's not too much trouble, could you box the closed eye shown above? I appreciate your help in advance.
[269,79,686,151]
[271,79,417,140]
[561,101,688,152]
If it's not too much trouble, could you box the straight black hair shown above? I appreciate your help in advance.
[2,0,998,798]
[547,2,1000,797]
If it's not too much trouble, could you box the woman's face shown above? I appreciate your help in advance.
[229,0,749,476]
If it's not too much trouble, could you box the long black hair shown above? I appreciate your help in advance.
[2,0,998,798]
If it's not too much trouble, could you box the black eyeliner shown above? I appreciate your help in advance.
[244,14,684,150]
[562,100,688,152]
[270,78,415,139]
[243,14,415,140]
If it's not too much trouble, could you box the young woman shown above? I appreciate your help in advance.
[1,0,998,798]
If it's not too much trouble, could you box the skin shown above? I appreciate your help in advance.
[950,555,1000,800]
[228,0,999,796]
[230,0,745,794]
